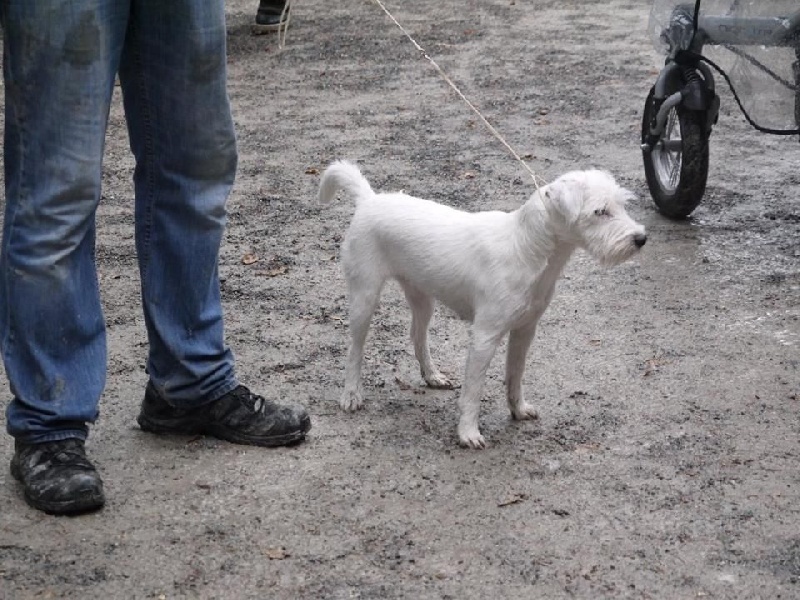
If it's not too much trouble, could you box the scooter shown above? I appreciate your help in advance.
[641,0,800,218]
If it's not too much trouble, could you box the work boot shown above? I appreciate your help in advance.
[137,383,311,447]
[253,0,291,35]
[10,439,105,515]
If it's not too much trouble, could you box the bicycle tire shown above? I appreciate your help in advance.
[641,88,709,219]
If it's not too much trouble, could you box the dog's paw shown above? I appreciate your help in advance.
[458,427,487,449]
[339,389,364,412]
[511,402,539,421]
[424,370,457,390]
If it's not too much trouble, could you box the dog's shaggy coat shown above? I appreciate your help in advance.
[320,161,646,448]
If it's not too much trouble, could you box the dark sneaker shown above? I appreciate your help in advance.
[137,384,311,447]
[10,439,105,515]
[252,0,291,35]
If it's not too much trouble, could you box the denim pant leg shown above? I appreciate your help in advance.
[0,2,129,442]
[119,0,239,408]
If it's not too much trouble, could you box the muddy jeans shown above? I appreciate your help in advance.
[0,0,239,443]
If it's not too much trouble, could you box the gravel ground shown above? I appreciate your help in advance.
[1,0,799,598]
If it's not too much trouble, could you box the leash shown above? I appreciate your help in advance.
[370,0,547,190]
[277,1,291,49]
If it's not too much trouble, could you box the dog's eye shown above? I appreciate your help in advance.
[594,208,609,217]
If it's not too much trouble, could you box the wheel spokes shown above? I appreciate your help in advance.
[653,107,683,194]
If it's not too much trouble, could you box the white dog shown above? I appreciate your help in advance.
[319,161,646,448]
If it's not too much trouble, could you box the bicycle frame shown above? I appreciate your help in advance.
[697,11,800,47]
[643,4,800,149]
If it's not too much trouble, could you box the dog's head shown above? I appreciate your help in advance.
[542,170,647,266]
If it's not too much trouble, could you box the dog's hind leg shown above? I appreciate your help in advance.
[457,326,503,448]
[341,275,383,412]
[505,322,540,421]
[400,281,454,389]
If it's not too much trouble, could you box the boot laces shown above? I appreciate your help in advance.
[232,386,268,414]
[29,439,90,468]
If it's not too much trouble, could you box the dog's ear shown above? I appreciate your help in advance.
[542,179,581,224]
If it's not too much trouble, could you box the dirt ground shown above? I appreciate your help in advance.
[1,0,799,598]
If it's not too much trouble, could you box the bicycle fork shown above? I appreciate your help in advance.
[641,58,720,152]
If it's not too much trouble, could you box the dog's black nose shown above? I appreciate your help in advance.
[634,233,647,248]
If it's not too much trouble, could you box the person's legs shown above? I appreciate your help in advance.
[0,0,130,514]
[121,0,310,444]
[119,0,238,406]
[0,0,128,443]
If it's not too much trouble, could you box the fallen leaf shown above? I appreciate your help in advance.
[498,493,528,507]
[395,376,411,391]
[242,253,259,265]
[305,167,319,175]
[643,355,670,377]
[464,171,476,179]
[261,265,288,277]
[574,442,602,454]
[264,547,290,560]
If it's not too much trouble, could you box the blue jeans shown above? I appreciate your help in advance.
[1,0,240,443]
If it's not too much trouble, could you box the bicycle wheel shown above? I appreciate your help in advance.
[641,88,709,219]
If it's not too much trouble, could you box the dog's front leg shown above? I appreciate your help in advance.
[505,322,539,421]
[457,328,502,449]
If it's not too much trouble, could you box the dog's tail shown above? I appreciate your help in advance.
[318,160,374,205]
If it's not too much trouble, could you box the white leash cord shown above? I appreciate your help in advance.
[370,0,546,189]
